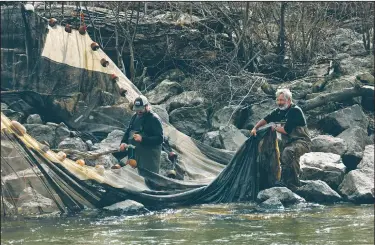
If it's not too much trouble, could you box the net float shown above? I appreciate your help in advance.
[111,74,119,83]
[78,25,87,35]
[126,159,137,168]
[76,159,85,166]
[166,169,176,179]
[91,42,100,51]
[65,24,72,33]
[100,58,109,67]
[168,151,177,162]
[95,165,105,175]
[57,152,66,161]
[10,121,26,136]
[48,18,57,27]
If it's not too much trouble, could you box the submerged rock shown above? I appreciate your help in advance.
[260,197,284,209]
[257,187,305,206]
[296,180,342,203]
[16,187,58,215]
[103,200,147,214]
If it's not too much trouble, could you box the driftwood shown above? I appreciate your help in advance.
[300,85,374,111]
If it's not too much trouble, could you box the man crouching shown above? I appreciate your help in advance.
[250,88,311,191]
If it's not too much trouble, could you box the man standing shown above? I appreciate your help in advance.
[112,95,163,176]
[250,88,311,191]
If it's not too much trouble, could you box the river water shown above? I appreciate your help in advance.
[1,203,373,245]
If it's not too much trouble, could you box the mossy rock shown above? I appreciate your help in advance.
[356,73,374,85]
[312,78,327,93]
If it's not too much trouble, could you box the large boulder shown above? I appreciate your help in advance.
[26,114,43,124]
[145,79,183,104]
[300,152,346,190]
[58,137,88,152]
[103,200,147,214]
[338,145,374,203]
[243,99,275,130]
[202,131,223,149]
[346,40,368,57]
[169,105,208,137]
[210,105,249,130]
[54,122,71,147]
[95,129,125,150]
[323,75,361,93]
[296,180,342,203]
[165,91,205,113]
[151,104,169,123]
[16,187,58,215]
[337,126,372,170]
[339,55,374,75]
[2,108,24,122]
[259,197,284,210]
[24,124,56,147]
[159,151,175,177]
[311,135,347,156]
[257,187,305,205]
[318,104,368,136]
[218,125,247,151]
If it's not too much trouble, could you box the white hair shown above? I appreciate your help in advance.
[276,88,292,101]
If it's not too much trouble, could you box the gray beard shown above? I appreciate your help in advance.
[279,104,289,110]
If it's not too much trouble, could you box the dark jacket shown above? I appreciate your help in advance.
[120,111,164,147]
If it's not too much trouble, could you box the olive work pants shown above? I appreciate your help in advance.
[280,140,310,191]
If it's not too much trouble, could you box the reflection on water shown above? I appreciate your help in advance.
[1,203,374,245]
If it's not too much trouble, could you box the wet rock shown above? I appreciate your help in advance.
[156,68,186,83]
[58,137,88,152]
[337,126,372,170]
[165,91,205,113]
[26,114,42,124]
[16,187,58,215]
[300,152,346,190]
[210,105,249,130]
[260,197,284,209]
[169,105,208,137]
[257,187,305,205]
[318,104,368,136]
[103,200,147,213]
[151,104,169,123]
[218,125,247,151]
[24,124,56,147]
[202,131,223,149]
[243,99,275,130]
[311,135,347,156]
[296,180,342,203]
[146,79,183,104]
[338,145,374,204]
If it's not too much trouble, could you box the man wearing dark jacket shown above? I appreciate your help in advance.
[250,88,311,191]
[112,95,163,175]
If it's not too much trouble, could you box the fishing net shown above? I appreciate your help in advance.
[1,7,280,216]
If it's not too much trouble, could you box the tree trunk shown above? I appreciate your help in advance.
[277,2,287,64]
[20,3,33,76]
[300,85,374,111]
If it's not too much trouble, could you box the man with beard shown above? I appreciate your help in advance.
[250,88,311,191]
[112,95,163,177]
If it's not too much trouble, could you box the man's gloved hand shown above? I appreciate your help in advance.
[133,134,142,142]
[120,143,128,152]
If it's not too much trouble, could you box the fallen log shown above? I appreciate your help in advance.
[300,85,374,111]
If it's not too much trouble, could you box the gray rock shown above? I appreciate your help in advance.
[54,124,71,147]
[1,102,8,110]
[300,152,346,190]
[2,109,24,122]
[96,129,125,150]
[339,56,374,75]
[244,99,275,130]
[92,155,117,169]
[169,105,208,137]
[327,28,362,53]
[219,125,247,151]
[26,114,43,124]
[151,104,169,123]
[318,104,368,136]
[165,91,205,113]
[156,68,186,83]
[296,180,342,203]
[16,187,58,215]
[146,79,183,104]
[257,187,305,205]
[357,145,374,172]
[86,140,94,150]
[103,200,147,213]
[24,124,56,147]
[347,40,368,57]
[202,131,223,149]
[323,76,361,93]
[240,129,251,138]
[211,105,249,130]
[311,135,347,156]
[260,197,284,209]
[337,126,372,170]
[58,137,88,152]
